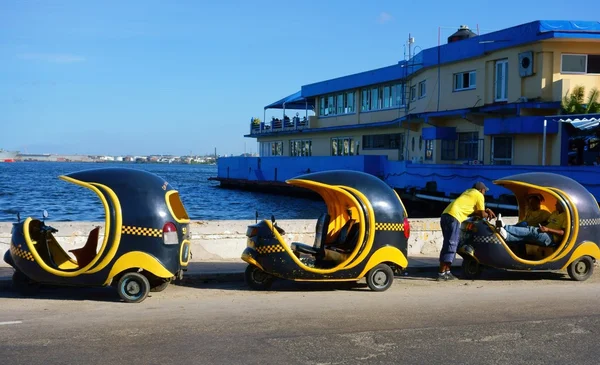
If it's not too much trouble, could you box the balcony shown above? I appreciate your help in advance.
[249,116,310,135]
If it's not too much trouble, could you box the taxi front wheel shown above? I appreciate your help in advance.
[567,256,594,282]
[244,265,274,290]
[366,264,394,292]
[117,272,150,303]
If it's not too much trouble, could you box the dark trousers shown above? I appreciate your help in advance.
[440,213,461,264]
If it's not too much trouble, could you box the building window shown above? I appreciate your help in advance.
[457,132,479,160]
[425,140,433,160]
[393,83,405,107]
[336,94,344,114]
[358,83,404,112]
[362,133,404,150]
[345,91,355,113]
[290,139,312,157]
[441,140,455,160]
[453,71,476,91]
[331,137,354,156]
[260,141,283,157]
[370,88,380,110]
[361,89,370,111]
[494,59,508,102]
[320,91,356,116]
[418,81,426,98]
[410,85,417,101]
[561,54,600,74]
[491,136,513,165]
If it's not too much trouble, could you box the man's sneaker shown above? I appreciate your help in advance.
[495,213,504,229]
[445,271,457,280]
[498,227,508,239]
[436,272,447,281]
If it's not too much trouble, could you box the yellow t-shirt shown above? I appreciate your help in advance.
[442,188,485,223]
[521,209,551,226]
[545,211,567,242]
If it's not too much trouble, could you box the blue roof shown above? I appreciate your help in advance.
[264,90,315,110]
[300,20,600,98]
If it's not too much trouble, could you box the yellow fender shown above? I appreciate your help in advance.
[561,241,600,270]
[358,246,408,278]
[104,251,174,285]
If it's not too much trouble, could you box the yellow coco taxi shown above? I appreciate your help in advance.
[5,168,191,303]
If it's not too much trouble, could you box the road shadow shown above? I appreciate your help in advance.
[175,276,372,292]
[400,267,569,282]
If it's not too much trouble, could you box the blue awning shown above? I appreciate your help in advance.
[545,113,600,130]
[264,91,315,110]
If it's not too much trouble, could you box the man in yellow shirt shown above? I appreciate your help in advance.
[514,195,551,227]
[497,201,566,246]
[438,182,496,281]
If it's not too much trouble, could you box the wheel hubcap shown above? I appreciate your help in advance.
[575,261,588,275]
[373,271,388,286]
[126,280,141,296]
[252,270,269,283]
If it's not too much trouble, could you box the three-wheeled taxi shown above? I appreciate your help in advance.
[4,168,192,303]
[457,172,600,281]
[241,170,411,291]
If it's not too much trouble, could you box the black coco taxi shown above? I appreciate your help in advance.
[241,170,411,292]
[457,172,600,281]
[4,168,192,303]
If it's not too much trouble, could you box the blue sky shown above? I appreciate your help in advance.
[1,1,599,156]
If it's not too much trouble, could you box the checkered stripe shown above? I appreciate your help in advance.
[580,218,600,226]
[375,222,404,231]
[10,244,34,262]
[256,244,285,254]
[473,235,500,244]
[122,225,163,237]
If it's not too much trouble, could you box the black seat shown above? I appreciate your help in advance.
[291,213,330,256]
[334,223,360,252]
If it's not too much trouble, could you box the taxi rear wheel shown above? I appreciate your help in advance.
[567,256,594,281]
[366,264,394,292]
[117,272,150,303]
[244,265,274,290]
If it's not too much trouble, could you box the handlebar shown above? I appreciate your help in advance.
[41,225,58,234]
[274,225,286,235]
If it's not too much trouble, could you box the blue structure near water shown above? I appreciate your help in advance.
[217,155,600,203]
[219,20,600,209]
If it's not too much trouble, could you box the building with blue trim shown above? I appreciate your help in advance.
[218,20,600,211]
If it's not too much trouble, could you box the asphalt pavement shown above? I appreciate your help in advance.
[1,267,599,365]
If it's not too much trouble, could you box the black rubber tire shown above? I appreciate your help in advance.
[12,270,40,296]
[567,256,594,281]
[150,279,171,293]
[461,257,483,280]
[244,265,274,290]
[366,264,394,292]
[117,272,151,303]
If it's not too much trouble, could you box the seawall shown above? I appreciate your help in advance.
[0,217,519,267]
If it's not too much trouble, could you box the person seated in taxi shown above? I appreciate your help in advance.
[496,201,566,247]
[514,195,551,227]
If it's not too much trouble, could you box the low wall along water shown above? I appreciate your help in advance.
[0,217,519,267]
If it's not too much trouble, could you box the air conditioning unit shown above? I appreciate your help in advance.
[518,51,534,77]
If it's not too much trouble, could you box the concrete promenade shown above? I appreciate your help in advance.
[0,217,519,282]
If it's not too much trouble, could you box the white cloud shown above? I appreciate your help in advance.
[377,12,393,24]
[17,53,85,64]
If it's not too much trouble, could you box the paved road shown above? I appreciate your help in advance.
[1,270,599,364]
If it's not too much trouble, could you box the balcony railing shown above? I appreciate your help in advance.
[250,116,309,134]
